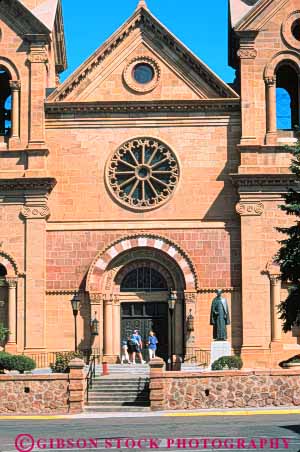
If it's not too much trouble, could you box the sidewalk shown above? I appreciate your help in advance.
[0,406,300,420]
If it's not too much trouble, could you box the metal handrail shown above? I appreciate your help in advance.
[86,355,96,403]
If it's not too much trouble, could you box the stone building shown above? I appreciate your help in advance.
[0,0,299,368]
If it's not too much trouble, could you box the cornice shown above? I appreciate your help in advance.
[231,173,296,188]
[45,99,240,116]
[0,178,57,193]
[48,8,238,102]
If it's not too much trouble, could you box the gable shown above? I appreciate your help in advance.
[49,4,238,102]
[234,0,290,31]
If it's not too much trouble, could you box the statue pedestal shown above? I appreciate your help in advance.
[210,341,231,368]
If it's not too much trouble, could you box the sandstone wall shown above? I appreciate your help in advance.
[150,369,300,411]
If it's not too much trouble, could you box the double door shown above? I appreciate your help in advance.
[121,302,168,361]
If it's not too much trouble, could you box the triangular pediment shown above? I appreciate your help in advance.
[0,0,50,36]
[49,5,238,102]
[234,0,290,31]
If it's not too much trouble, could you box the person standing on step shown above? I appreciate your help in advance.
[121,338,130,364]
[147,331,158,360]
[130,329,146,364]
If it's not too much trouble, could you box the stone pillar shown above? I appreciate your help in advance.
[89,293,103,361]
[5,277,17,353]
[26,39,48,148]
[68,358,85,414]
[238,40,258,145]
[184,291,197,360]
[269,275,282,343]
[21,204,50,351]
[103,296,114,362]
[265,76,277,145]
[9,81,20,140]
[112,295,120,357]
[149,357,165,411]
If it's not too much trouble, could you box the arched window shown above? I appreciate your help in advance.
[0,68,11,136]
[0,264,7,278]
[276,64,299,130]
[121,266,168,292]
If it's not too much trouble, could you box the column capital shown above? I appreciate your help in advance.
[265,76,276,86]
[9,80,21,91]
[184,291,197,304]
[27,45,48,64]
[6,277,17,288]
[21,205,50,220]
[269,274,281,286]
[89,292,103,305]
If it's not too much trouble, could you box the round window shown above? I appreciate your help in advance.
[292,19,300,41]
[106,137,179,211]
[133,63,154,84]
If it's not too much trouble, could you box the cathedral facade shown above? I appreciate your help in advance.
[0,0,299,368]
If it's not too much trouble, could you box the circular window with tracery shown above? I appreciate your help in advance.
[106,137,180,210]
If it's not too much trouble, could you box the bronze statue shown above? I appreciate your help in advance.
[210,289,230,341]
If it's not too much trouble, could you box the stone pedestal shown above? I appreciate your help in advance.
[210,341,231,368]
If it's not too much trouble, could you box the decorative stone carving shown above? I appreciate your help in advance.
[184,292,197,304]
[27,51,48,64]
[282,11,300,50]
[21,206,50,220]
[237,48,257,59]
[89,293,103,304]
[236,202,264,216]
[106,137,179,211]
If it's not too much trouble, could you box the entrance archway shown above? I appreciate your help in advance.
[86,234,198,363]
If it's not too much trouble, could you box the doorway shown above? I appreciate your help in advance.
[121,302,168,361]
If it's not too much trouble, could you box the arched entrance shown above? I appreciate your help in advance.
[86,234,198,363]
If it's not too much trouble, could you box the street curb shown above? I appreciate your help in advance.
[0,408,300,420]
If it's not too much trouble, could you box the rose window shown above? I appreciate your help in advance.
[106,138,179,210]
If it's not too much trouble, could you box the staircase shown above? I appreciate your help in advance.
[85,365,150,412]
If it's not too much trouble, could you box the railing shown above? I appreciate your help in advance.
[86,355,96,403]
[25,348,101,368]
[185,348,210,367]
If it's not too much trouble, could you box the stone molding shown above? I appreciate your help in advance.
[46,289,82,296]
[264,76,276,86]
[231,174,296,188]
[123,56,161,93]
[282,10,300,50]
[86,233,199,292]
[235,0,289,32]
[0,0,50,36]
[21,206,50,220]
[0,251,19,277]
[48,9,238,102]
[27,50,48,64]
[89,293,103,304]
[236,201,264,216]
[45,100,241,116]
[0,178,56,193]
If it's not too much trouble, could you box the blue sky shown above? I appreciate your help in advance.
[61,0,236,83]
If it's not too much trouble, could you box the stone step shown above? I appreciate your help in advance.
[89,394,149,405]
[86,400,150,407]
[88,393,149,400]
[84,406,151,412]
[88,388,149,394]
[91,383,149,389]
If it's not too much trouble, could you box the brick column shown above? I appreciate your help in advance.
[21,203,50,351]
[9,81,20,142]
[269,275,282,343]
[149,357,165,411]
[265,76,277,145]
[68,358,85,414]
[26,38,48,148]
[5,277,17,353]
